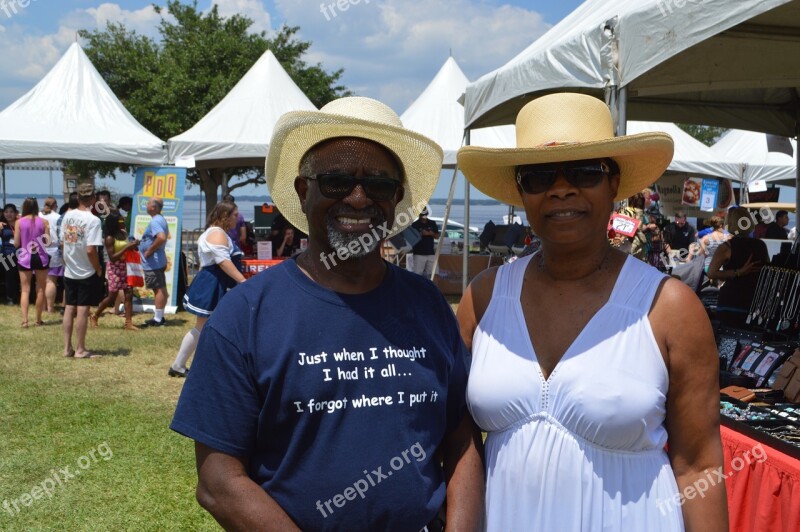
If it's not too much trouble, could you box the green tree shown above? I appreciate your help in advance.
[677,124,727,147]
[76,0,349,212]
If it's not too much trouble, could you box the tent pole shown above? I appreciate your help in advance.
[431,160,460,281]
[617,86,628,136]
[796,112,799,218]
[463,130,471,295]
[1,162,5,206]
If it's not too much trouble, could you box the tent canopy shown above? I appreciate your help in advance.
[0,43,166,165]
[711,129,797,186]
[168,50,316,168]
[400,57,514,167]
[626,121,741,181]
[463,0,794,133]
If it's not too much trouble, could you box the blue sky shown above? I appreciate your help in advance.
[2,0,588,199]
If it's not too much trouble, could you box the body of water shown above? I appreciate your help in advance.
[181,197,528,232]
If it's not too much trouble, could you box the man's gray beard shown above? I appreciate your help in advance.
[326,212,387,259]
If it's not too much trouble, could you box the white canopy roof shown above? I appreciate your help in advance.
[711,129,797,185]
[168,50,316,167]
[463,0,792,130]
[626,121,741,181]
[400,57,514,167]
[0,43,166,165]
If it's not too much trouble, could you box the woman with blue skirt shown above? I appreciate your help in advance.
[169,201,246,377]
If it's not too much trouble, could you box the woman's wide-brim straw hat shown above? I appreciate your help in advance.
[266,96,444,236]
[457,93,674,208]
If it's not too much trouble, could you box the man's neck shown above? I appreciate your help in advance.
[298,244,388,294]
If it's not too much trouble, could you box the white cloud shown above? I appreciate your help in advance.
[0,3,169,109]
[273,0,550,112]
[84,3,162,32]
[207,0,272,34]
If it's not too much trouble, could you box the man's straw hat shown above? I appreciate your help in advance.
[266,96,443,235]
[457,93,674,207]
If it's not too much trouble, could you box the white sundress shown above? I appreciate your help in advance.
[467,254,685,532]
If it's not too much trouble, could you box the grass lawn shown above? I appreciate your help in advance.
[0,304,217,531]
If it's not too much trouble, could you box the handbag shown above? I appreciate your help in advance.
[125,249,145,288]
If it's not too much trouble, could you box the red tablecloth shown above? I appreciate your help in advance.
[721,425,800,532]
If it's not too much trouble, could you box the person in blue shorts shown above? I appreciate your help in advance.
[170,96,484,531]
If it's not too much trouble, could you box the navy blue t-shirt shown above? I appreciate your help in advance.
[170,258,469,531]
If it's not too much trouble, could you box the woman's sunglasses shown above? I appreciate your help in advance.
[304,173,401,201]
[515,159,618,195]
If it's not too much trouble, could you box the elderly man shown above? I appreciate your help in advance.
[60,183,103,358]
[139,198,169,326]
[171,97,483,531]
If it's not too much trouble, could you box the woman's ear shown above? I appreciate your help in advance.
[608,172,621,200]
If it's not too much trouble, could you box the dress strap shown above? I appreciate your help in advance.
[610,257,668,314]
[491,254,535,300]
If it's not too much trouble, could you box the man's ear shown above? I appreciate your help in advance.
[394,184,405,205]
[294,177,309,214]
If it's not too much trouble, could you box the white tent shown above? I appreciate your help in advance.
[463,0,793,131]
[627,121,741,181]
[711,129,797,186]
[400,57,514,167]
[168,50,316,167]
[0,43,166,165]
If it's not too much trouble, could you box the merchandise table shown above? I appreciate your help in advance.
[720,424,800,531]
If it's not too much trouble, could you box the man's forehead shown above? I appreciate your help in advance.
[305,137,400,173]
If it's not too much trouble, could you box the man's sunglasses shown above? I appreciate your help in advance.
[515,159,618,195]
[304,173,401,201]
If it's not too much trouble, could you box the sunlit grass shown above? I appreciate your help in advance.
[0,305,217,530]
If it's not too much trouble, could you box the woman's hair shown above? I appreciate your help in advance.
[3,203,18,214]
[627,193,645,210]
[105,212,125,239]
[726,208,753,236]
[21,197,39,217]
[707,216,723,230]
[206,201,237,229]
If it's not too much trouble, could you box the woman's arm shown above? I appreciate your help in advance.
[651,279,728,532]
[706,243,730,280]
[206,229,246,283]
[13,219,21,249]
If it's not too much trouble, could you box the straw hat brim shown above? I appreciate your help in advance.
[457,132,674,208]
[266,111,443,236]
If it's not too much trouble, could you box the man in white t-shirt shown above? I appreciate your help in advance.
[60,183,104,359]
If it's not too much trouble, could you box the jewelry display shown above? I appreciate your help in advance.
[747,267,800,331]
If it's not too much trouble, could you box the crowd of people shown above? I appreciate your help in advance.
[0,183,180,357]
[2,92,797,530]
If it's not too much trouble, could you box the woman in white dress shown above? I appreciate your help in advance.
[456,93,727,531]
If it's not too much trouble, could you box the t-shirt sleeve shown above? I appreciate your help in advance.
[170,323,261,456]
[86,217,104,247]
[157,216,169,237]
[431,220,439,232]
